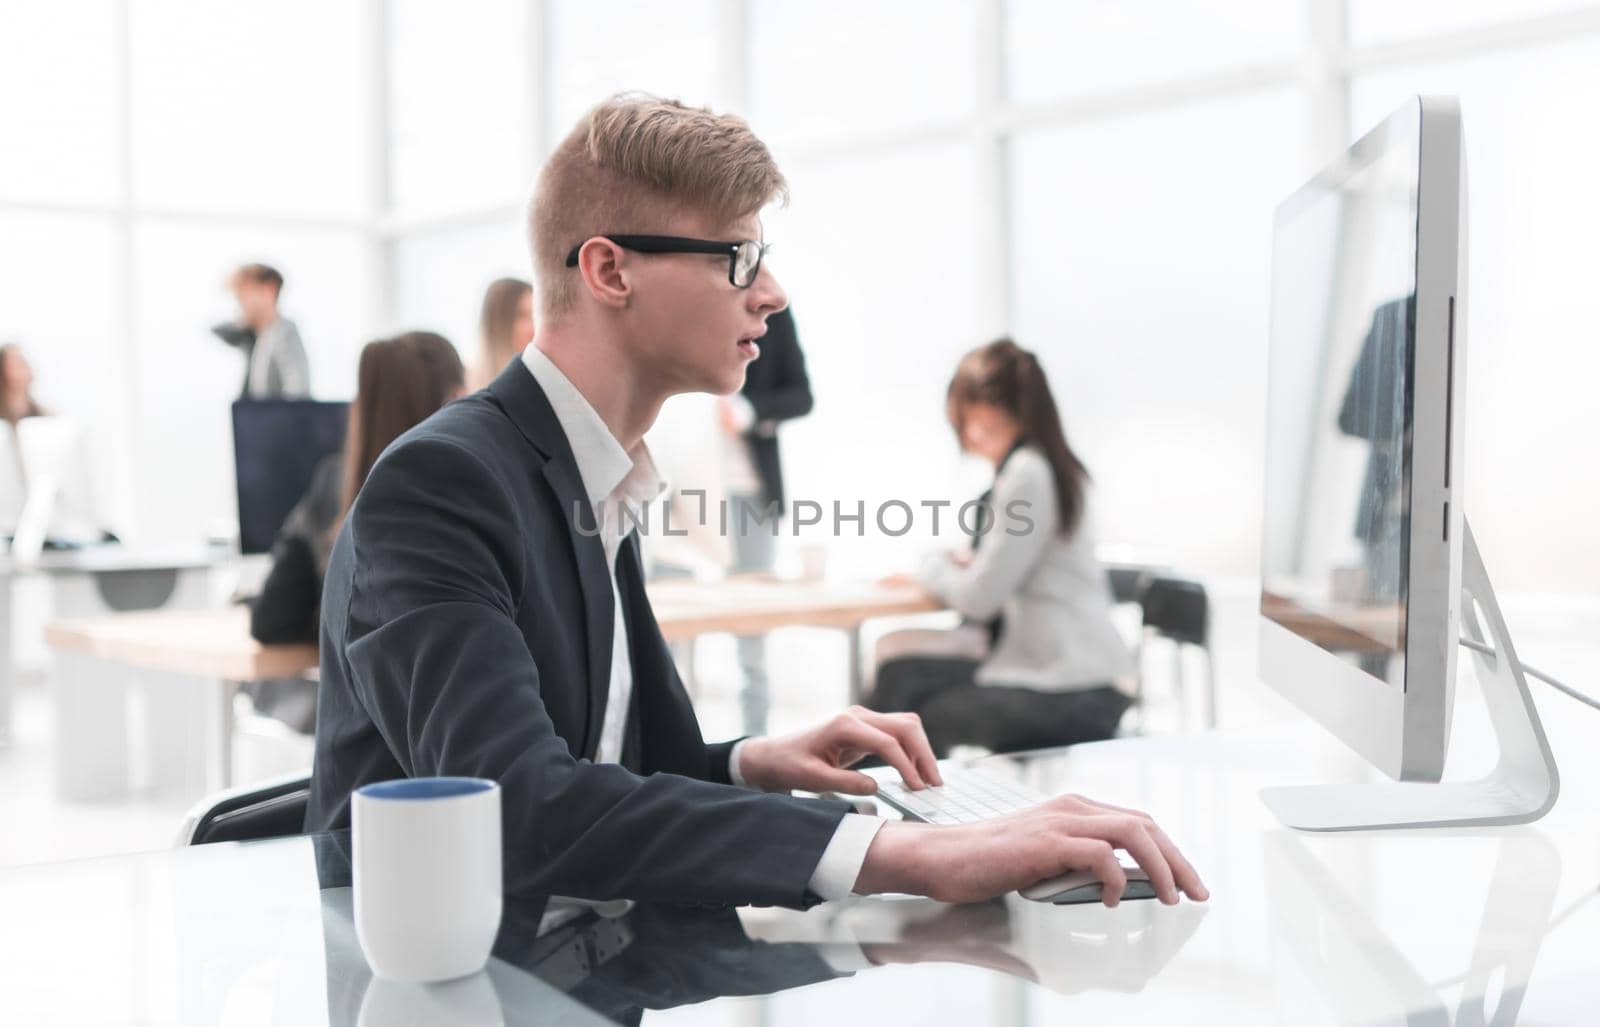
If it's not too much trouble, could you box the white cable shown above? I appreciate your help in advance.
[1459,637,1600,713]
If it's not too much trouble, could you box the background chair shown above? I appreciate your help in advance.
[177,771,311,846]
[1135,575,1216,729]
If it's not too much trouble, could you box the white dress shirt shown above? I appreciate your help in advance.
[521,346,882,900]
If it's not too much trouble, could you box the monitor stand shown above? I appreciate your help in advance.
[1261,520,1559,831]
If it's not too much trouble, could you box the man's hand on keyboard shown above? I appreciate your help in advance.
[852,793,1209,908]
[736,706,944,795]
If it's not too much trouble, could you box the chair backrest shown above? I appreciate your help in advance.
[178,772,312,846]
[1106,565,1155,605]
[1140,576,1210,648]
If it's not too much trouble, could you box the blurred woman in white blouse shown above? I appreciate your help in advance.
[871,338,1134,756]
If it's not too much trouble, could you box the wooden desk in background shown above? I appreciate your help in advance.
[650,577,943,702]
[44,579,943,799]
[45,606,315,797]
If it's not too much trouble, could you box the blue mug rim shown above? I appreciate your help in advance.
[357,776,498,801]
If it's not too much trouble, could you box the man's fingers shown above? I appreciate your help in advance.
[849,706,942,786]
[1066,814,1179,904]
[1080,798,1207,901]
[1051,795,1207,901]
[838,718,925,790]
[1145,821,1209,901]
[1054,838,1126,906]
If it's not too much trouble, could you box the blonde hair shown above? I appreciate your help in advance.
[529,93,788,321]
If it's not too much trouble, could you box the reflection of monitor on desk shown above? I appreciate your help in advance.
[1258,96,1559,830]
[232,400,347,556]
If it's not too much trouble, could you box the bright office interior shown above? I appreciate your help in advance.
[7,3,1600,1025]
[2,0,1599,872]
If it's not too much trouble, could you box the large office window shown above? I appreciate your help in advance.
[2,0,1596,588]
[1348,0,1598,45]
[747,0,977,151]
[0,1,381,547]
[0,1,120,205]
[763,143,984,575]
[548,0,722,128]
[388,0,533,219]
[1011,90,1305,576]
[1006,0,1301,103]
[1352,38,1600,592]
[128,0,371,219]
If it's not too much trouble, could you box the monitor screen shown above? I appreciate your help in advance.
[233,400,349,556]
[1261,107,1421,690]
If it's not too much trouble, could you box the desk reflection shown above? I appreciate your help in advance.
[309,831,1209,1025]
[1264,830,1563,1026]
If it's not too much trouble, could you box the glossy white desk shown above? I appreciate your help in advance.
[2,701,1597,1024]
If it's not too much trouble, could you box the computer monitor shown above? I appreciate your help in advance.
[7,417,110,561]
[233,400,348,556]
[1258,97,1556,831]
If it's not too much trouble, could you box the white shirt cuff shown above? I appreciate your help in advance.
[729,738,751,788]
[807,813,885,902]
[815,942,875,975]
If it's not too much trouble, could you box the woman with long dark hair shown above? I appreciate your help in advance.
[247,331,465,731]
[870,338,1133,755]
[467,277,534,391]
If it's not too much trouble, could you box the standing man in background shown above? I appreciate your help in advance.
[720,306,811,734]
[214,263,311,399]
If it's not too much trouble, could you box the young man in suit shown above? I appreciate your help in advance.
[306,95,1207,910]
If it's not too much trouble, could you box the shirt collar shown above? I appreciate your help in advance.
[522,346,664,515]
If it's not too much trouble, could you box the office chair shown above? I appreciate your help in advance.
[1135,576,1217,729]
[177,771,312,846]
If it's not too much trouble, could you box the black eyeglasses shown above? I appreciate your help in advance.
[564,234,770,288]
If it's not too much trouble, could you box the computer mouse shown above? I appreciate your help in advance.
[1019,865,1157,905]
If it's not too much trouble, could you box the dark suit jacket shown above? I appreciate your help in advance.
[738,307,812,513]
[305,359,850,908]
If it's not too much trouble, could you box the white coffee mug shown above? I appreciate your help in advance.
[353,777,503,983]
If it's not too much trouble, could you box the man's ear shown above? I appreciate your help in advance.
[575,238,631,309]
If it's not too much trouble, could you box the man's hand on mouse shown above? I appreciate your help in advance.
[853,792,1209,908]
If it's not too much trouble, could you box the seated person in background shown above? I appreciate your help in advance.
[871,339,1135,757]
[214,263,311,399]
[247,332,464,731]
[0,343,47,424]
[467,277,536,391]
[305,94,1205,910]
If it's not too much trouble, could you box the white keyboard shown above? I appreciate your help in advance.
[863,761,1051,825]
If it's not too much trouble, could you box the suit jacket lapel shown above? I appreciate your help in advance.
[487,359,614,760]
[539,458,614,759]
